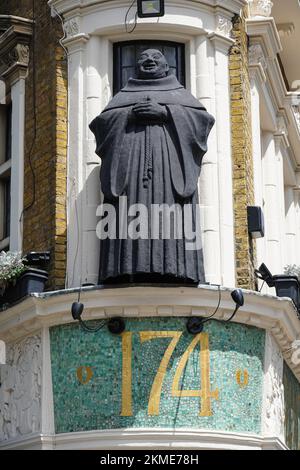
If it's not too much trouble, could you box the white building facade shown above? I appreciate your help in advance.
[0,0,300,451]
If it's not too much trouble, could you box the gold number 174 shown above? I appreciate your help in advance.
[121,331,219,417]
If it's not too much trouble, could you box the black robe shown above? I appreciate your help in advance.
[89,75,215,284]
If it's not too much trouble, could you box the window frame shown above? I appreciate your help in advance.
[113,40,186,95]
[0,97,12,248]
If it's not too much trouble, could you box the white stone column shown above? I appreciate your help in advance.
[83,35,108,285]
[208,29,236,287]
[64,34,89,288]
[262,132,283,275]
[262,331,285,442]
[249,45,267,273]
[284,186,297,267]
[41,327,55,447]
[195,35,221,285]
[10,77,25,252]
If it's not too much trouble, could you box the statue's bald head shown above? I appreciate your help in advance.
[137,49,169,80]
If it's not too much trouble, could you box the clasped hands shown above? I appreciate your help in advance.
[130,99,168,123]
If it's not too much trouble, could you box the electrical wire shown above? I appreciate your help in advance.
[79,317,107,333]
[50,5,69,288]
[259,280,265,293]
[19,0,37,224]
[125,0,138,33]
[201,285,222,324]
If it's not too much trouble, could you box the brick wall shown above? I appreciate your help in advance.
[229,13,257,290]
[0,0,67,290]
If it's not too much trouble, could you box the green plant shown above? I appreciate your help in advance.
[0,251,26,295]
[284,264,300,281]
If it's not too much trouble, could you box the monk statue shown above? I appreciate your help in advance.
[89,49,215,284]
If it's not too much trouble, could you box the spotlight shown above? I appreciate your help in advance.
[137,0,165,18]
[224,289,244,322]
[71,302,84,320]
[107,317,126,335]
[186,317,204,335]
[231,288,244,308]
[186,287,244,333]
[254,263,274,287]
[71,302,126,334]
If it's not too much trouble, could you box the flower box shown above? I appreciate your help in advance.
[0,268,48,308]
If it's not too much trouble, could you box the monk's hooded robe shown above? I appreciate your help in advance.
[89,74,215,284]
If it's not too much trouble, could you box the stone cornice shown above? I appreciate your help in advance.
[0,428,287,450]
[246,18,282,58]
[0,15,33,85]
[48,0,248,17]
[247,17,300,167]
[0,285,300,381]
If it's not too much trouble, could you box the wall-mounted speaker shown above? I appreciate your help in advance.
[247,206,265,239]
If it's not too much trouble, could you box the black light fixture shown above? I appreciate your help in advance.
[254,263,275,287]
[186,288,245,334]
[225,289,244,323]
[71,301,125,334]
[137,0,165,18]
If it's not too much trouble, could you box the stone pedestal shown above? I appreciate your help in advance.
[0,285,299,449]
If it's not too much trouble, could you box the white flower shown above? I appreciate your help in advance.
[0,251,26,292]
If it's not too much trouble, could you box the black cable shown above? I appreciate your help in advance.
[20,0,37,222]
[125,0,138,33]
[79,317,107,333]
[259,280,265,293]
[201,285,222,324]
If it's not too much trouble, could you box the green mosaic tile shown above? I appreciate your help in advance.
[50,318,265,434]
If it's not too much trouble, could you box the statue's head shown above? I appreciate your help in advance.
[137,49,169,80]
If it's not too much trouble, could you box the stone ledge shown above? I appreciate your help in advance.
[0,284,299,380]
[0,428,288,450]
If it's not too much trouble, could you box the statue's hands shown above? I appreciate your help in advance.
[132,101,168,122]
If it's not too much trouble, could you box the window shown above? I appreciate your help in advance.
[113,40,185,94]
[0,101,12,248]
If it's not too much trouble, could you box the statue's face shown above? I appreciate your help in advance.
[137,49,169,79]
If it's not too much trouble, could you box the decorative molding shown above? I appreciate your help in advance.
[274,113,290,149]
[292,106,300,134]
[248,43,267,70]
[0,285,300,381]
[277,23,295,38]
[216,15,233,38]
[262,332,285,440]
[246,19,282,59]
[48,0,248,17]
[63,17,79,37]
[0,44,29,69]
[248,0,273,18]
[0,427,288,450]
[0,334,42,443]
[276,115,288,136]
[0,15,33,85]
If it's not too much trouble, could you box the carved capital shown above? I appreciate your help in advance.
[248,0,274,18]
[276,115,287,136]
[63,18,79,38]
[215,15,233,38]
[248,43,267,70]
[0,15,33,84]
[292,106,300,134]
